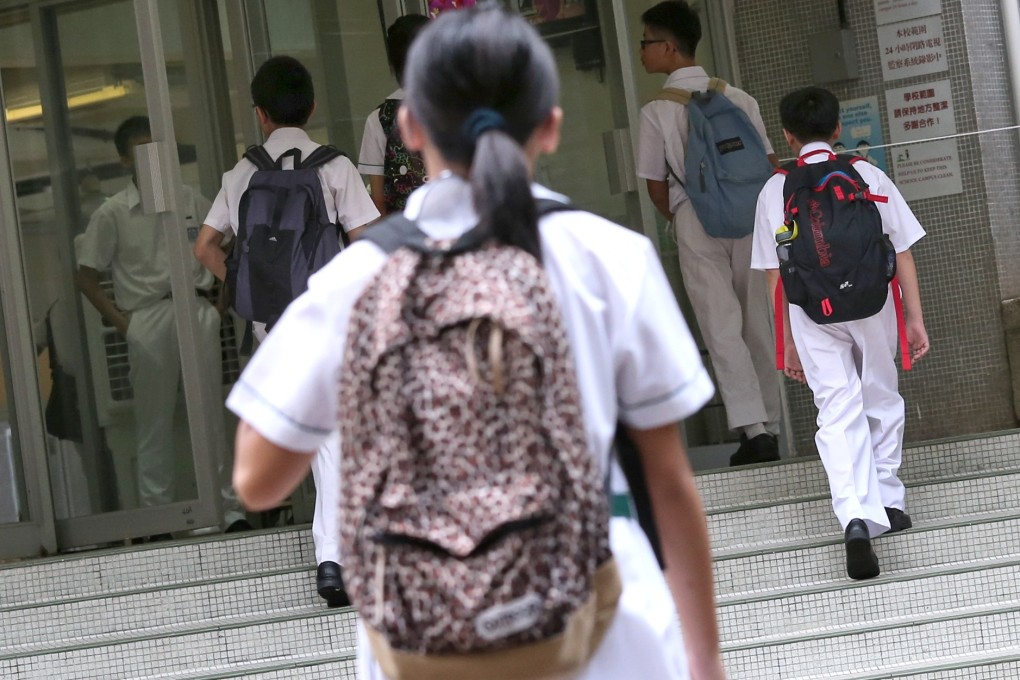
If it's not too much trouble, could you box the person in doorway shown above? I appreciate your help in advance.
[75,116,249,538]
[358,13,430,215]
[227,6,724,679]
[751,86,929,579]
[193,56,379,607]
[636,0,783,466]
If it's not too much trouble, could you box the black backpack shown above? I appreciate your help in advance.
[777,152,895,324]
[226,144,348,334]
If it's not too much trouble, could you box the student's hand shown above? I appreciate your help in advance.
[113,312,130,336]
[906,318,930,363]
[784,342,807,384]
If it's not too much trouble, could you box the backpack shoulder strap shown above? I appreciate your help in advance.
[362,213,428,255]
[707,77,727,93]
[242,145,276,171]
[300,144,345,170]
[652,87,693,106]
[536,197,577,217]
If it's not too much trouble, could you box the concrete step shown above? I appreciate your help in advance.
[882,657,1020,679]
[714,514,1020,601]
[0,527,314,610]
[722,608,1020,679]
[223,660,354,679]
[696,431,1020,513]
[719,561,1020,647]
[1,614,356,680]
[708,471,1020,555]
[0,568,334,655]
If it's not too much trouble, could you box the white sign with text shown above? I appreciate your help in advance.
[874,0,942,26]
[885,79,956,144]
[878,15,948,81]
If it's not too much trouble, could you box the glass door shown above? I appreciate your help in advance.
[0,0,231,558]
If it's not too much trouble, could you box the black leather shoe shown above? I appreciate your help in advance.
[316,561,351,608]
[885,507,912,533]
[729,433,780,466]
[844,519,880,580]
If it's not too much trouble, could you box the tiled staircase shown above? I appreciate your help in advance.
[705,431,1020,679]
[2,431,1019,678]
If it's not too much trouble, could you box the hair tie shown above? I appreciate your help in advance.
[462,107,506,142]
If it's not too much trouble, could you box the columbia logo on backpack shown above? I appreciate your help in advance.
[654,78,773,238]
[776,150,896,325]
[226,144,348,336]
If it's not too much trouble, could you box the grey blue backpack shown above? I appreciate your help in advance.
[655,78,773,238]
[226,144,347,335]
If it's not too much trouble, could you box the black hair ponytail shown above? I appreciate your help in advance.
[403,4,558,261]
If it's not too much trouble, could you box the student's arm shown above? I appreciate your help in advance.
[368,175,386,216]
[895,249,930,362]
[194,225,228,281]
[233,421,314,510]
[645,179,673,221]
[767,152,780,169]
[625,422,725,680]
[766,269,805,383]
[75,266,130,335]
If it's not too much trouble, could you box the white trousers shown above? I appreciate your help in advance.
[356,517,689,680]
[310,430,342,565]
[126,298,244,525]
[791,293,905,537]
[673,202,781,431]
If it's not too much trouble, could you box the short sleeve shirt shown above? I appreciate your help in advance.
[637,66,774,215]
[76,181,213,311]
[203,127,380,237]
[357,89,403,178]
[750,141,926,272]
[226,176,715,470]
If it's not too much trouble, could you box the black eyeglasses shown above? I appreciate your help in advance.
[640,39,666,49]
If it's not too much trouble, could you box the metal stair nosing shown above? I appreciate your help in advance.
[0,566,328,658]
[722,607,1020,679]
[0,527,316,610]
[713,513,1020,602]
[781,650,1020,680]
[3,607,359,680]
[707,471,1020,555]
[696,430,1020,513]
[717,559,1020,648]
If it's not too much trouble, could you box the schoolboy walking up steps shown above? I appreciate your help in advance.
[637,0,783,466]
[751,86,930,580]
[194,56,379,605]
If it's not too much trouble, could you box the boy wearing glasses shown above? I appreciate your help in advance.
[637,0,782,467]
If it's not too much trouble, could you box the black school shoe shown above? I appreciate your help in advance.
[729,433,780,466]
[885,507,913,533]
[844,519,881,580]
[316,561,351,608]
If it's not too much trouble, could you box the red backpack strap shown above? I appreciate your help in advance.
[891,276,911,371]
[774,279,785,371]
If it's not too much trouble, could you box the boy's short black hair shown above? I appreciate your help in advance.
[114,116,151,158]
[387,14,430,86]
[779,86,841,143]
[250,56,315,127]
[641,1,701,58]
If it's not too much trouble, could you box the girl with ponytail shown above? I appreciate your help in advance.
[229,4,725,679]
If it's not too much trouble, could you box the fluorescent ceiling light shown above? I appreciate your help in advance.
[5,83,132,123]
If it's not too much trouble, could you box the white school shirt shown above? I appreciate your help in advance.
[203,127,380,238]
[226,175,713,465]
[357,88,403,178]
[750,140,926,273]
[637,66,774,215]
[76,181,213,312]
[227,175,712,678]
